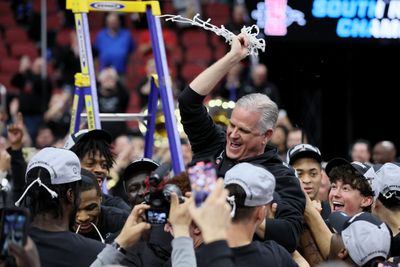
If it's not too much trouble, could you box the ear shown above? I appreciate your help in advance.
[263,128,274,145]
[66,188,74,203]
[338,247,349,260]
[264,203,273,218]
[255,206,267,223]
[360,196,373,208]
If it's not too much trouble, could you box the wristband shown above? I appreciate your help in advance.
[111,241,126,255]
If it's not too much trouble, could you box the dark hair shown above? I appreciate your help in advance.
[362,257,386,267]
[225,184,256,223]
[378,193,400,210]
[23,167,81,220]
[167,171,191,195]
[80,169,101,196]
[71,138,114,170]
[329,165,374,211]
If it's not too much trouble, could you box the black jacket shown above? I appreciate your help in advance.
[178,87,305,252]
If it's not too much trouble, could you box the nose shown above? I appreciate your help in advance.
[331,188,342,198]
[137,184,146,196]
[76,211,90,224]
[301,174,311,184]
[230,127,240,138]
[91,162,105,175]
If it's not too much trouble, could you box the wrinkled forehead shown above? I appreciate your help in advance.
[231,106,261,127]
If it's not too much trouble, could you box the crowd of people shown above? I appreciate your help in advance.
[1,2,400,267]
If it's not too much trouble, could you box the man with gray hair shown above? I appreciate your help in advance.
[178,33,305,252]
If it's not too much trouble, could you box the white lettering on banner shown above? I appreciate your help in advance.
[312,0,400,39]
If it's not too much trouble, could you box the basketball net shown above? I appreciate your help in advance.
[158,13,266,56]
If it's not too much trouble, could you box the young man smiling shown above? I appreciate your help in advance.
[325,158,377,216]
[65,129,131,212]
[301,158,379,261]
[74,169,128,243]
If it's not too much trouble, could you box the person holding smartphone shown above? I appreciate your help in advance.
[178,33,305,252]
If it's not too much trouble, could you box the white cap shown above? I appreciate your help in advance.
[329,212,391,266]
[26,147,81,184]
[15,147,81,206]
[224,162,275,207]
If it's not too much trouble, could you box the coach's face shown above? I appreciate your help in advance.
[226,106,269,161]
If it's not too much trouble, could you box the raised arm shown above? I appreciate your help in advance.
[189,33,249,96]
[303,191,332,259]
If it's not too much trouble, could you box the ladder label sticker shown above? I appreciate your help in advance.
[89,2,125,10]
[75,14,88,73]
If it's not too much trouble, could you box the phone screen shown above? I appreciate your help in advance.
[188,160,217,207]
[146,209,167,224]
[0,208,29,260]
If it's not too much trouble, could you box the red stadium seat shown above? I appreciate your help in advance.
[169,45,183,64]
[203,3,230,20]
[56,28,73,47]
[0,45,8,57]
[184,46,213,65]
[0,2,11,14]
[213,44,227,61]
[0,15,16,27]
[0,58,20,75]
[181,30,208,48]
[0,74,12,91]
[181,63,206,85]
[88,13,104,30]
[47,13,63,31]
[5,27,29,43]
[33,0,58,13]
[11,43,39,60]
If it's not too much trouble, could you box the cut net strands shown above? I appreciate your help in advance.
[158,14,266,57]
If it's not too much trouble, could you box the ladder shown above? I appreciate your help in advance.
[66,0,184,174]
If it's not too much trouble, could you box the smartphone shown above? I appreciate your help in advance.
[0,207,29,261]
[187,160,217,207]
[146,209,167,225]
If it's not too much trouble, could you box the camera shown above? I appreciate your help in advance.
[144,163,183,224]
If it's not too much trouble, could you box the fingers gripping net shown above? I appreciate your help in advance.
[158,14,266,56]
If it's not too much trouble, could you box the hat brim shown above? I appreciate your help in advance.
[123,159,159,182]
[289,151,322,165]
[329,211,351,233]
[325,158,351,177]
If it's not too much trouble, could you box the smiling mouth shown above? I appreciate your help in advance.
[332,201,345,211]
[75,223,93,233]
[229,141,241,149]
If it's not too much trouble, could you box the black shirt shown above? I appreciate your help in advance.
[102,193,131,212]
[178,87,305,252]
[123,224,173,267]
[29,227,105,267]
[231,240,298,267]
[77,205,129,243]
